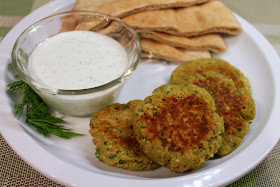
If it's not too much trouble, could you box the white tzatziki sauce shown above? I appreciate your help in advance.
[27,31,132,116]
[28,31,128,90]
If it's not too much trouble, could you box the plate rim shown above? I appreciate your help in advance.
[0,0,280,186]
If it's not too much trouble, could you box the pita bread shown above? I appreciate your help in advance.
[141,38,211,64]
[60,14,79,32]
[137,30,226,53]
[59,12,108,32]
[73,0,214,18]
[123,1,242,37]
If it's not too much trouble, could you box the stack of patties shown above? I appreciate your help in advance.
[73,0,242,64]
[89,58,256,172]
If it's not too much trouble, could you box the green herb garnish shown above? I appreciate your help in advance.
[95,149,100,158]
[119,159,125,164]
[122,105,128,110]
[109,154,117,159]
[7,75,82,139]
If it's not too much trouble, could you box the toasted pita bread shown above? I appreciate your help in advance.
[59,14,79,32]
[141,39,211,64]
[123,1,242,37]
[138,30,226,53]
[73,0,214,18]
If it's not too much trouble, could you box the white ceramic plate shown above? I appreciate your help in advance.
[1,0,280,186]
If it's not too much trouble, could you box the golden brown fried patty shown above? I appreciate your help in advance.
[170,58,251,93]
[183,72,255,155]
[89,100,160,171]
[133,84,224,172]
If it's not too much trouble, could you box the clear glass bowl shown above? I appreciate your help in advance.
[12,11,141,116]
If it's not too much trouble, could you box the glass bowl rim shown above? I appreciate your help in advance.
[12,11,142,95]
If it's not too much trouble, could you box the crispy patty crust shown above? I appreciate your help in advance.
[170,58,251,93]
[183,72,255,155]
[133,84,224,172]
[89,100,160,171]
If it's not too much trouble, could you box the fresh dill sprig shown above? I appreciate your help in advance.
[7,76,83,139]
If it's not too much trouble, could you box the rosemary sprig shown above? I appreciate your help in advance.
[7,76,82,139]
